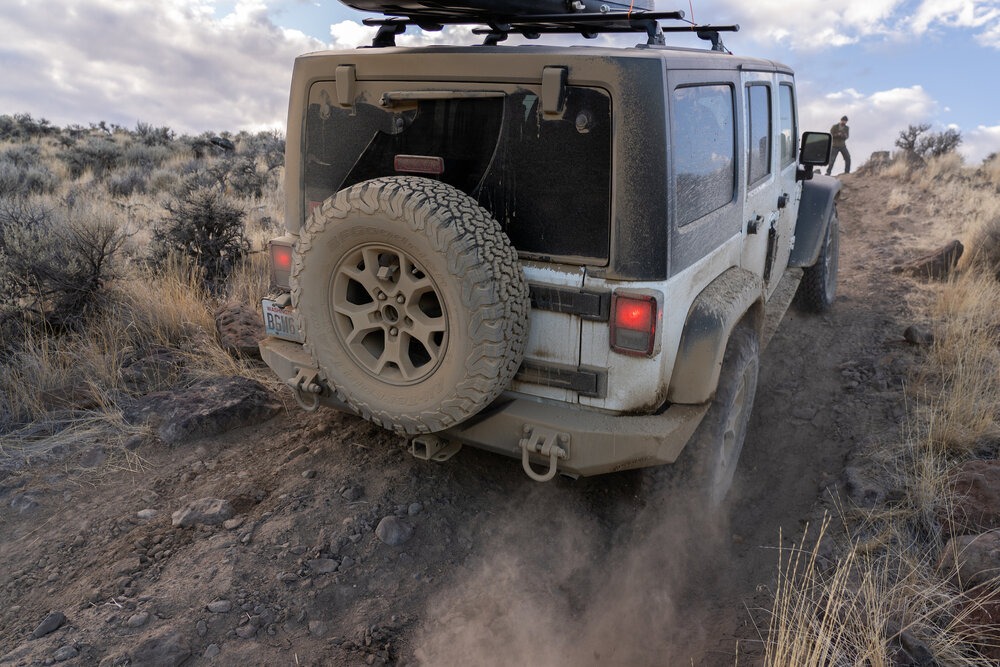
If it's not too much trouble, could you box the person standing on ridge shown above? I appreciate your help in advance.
[827,115,850,175]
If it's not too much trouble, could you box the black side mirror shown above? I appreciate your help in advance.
[800,131,832,166]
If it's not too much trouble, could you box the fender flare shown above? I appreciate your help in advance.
[789,174,842,268]
[667,267,763,405]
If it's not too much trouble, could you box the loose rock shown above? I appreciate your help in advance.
[207,600,232,613]
[307,558,338,574]
[31,611,66,639]
[903,324,934,347]
[127,611,151,628]
[130,630,190,667]
[171,498,233,528]
[376,515,414,546]
[53,645,78,662]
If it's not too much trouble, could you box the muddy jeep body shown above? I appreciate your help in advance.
[260,9,839,486]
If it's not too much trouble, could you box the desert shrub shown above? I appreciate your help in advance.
[151,187,249,290]
[107,167,149,198]
[895,124,963,161]
[226,156,270,198]
[919,128,962,159]
[59,136,123,180]
[122,142,172,170]
[0,145,57,195]
[0,162,58,197]
[2,144,42,168]
[134,121,174,146]
[238,130,285,170]
[0,113,57,142]
[149,167,181,194]
[0,197,125,335]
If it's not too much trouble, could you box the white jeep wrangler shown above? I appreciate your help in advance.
[259,1,839,500]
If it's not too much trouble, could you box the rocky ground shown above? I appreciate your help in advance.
[0,170,962,665]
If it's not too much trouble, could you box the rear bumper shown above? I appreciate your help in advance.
[260,336,709,477]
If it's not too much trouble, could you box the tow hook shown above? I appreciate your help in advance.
[518,426,569,482]
[286,367,324,412]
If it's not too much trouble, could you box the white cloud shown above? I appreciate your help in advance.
[908,0,1000,37]
[799,84,939,168]
[0,0,326,134]
[964,124,1000,162]
[685,0,904,50]
[682,0,1000,50]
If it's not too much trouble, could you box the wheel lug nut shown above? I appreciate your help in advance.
[389,327,398,336]
[377,291,387,301]
[396,295,405,304]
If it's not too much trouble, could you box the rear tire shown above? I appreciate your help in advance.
[654,325,760,507]
[795,204,839,313]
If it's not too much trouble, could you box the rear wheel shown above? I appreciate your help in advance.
[657,325,760,507]
[795,204,839,313]
[291,176,529,434]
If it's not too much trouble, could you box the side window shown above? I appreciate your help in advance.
[747,84,771,185]
[672,84,735,226]
[779,84,797,167]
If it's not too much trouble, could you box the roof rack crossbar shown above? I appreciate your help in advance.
[360,10,732,47]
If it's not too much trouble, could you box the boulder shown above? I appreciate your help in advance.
[125,376,280,445]
[895,240,964,280]
[214,302,265,359]
[948,460,1000,534]
[937,531,1000,590]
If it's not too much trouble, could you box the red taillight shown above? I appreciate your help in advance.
[269,240,294,289]
[611,293,657,356]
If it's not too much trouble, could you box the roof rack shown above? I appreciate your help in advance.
[360,11,739,51]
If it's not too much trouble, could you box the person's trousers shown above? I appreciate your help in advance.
[827,145,851,174]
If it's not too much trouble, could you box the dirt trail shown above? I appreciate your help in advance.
[0,171,943,665]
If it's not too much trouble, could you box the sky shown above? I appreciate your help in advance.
[2,0,999,168]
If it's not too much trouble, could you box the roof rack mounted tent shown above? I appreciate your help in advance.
[337,1,739,50]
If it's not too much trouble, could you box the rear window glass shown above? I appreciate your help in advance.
[672,84,736,226]
[304,85,612,262]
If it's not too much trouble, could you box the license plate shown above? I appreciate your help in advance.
[262,299,303,343]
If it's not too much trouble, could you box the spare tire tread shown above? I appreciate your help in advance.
[291,176,528,434]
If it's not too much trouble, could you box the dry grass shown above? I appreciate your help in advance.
[764,155,1000,664]
[0,129,280,457]
[764,514,1000,666]
[921,153,965,186]
[920,272,1000,453]
[981,154,1000,191]
[885,187,909,212]
[963,214,1000,275]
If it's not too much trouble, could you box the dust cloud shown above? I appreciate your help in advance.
[412,478,740,665]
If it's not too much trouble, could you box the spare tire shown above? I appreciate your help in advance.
[291,176,529,434]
